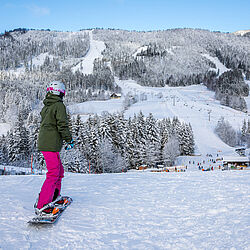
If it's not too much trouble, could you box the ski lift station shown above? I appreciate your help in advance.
[222,156,249,170]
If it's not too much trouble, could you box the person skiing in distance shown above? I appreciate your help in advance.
[35,81,74,217]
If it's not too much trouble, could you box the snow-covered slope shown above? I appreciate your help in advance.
[0,123,11,136]
[71,30,106,74]
[233,30,250,36]
[68,98,123,122]
[244,80,250,112]
[0,171,249,249]
[132,45,148,58]
[202,53,230,76]
[67,33,250,156]
[115,78,247,155]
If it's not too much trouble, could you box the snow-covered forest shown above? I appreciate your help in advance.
[0,111,195,173]
[94,28,250,111]
[0,28,121,124]
[0,28,90,70]
[94,28,250,80]
[0,28,250,125]
[215,117,250,147]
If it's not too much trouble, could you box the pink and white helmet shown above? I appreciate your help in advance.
[47,81,66,96]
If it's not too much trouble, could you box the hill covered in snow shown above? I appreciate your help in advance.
[0,171,249,249]
[233,29,250,37]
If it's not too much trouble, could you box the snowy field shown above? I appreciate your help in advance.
[68,98,123,122]
[0,171,249,249]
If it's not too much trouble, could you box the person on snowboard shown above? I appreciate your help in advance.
[35,81,74,217]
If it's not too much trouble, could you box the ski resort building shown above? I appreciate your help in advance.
[110,93,121,99]
[222,156,249,170]
[235,147,246,156]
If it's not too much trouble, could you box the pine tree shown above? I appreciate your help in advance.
[88,127,99,172]
[0,135,8,164]
[67,112,73,135]
[188,123,195,154]
[145,113,160,166]
[172,118,183,154]
[98,114,112,140]
[163,136,180,166]
[8,115,30,163]
[158,119,169,162]
[145,113,159,143]
[96,138,115,173]
[113,113,127,155]
[72,114,83,146]
[241,119,247,143]
[181,124,194,155]
[135,112,147,166]
[7,131,14,163]
[124,118,137,169]
[28,114,40,169]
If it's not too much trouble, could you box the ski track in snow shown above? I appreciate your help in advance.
[244,80,250,112]
[202,54,230,76]
[71,30,106,75]
[0,172,249,249]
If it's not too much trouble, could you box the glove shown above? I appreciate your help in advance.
[65,140,74,150]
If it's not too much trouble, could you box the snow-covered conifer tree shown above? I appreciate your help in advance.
[145,113,160,166]
[0,135,8,164]
[241,119,247,143]
[8,114,30,164]
[72,114,84,146]
[163,136,180,166]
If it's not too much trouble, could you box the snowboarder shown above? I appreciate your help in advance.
[35,81,74,217]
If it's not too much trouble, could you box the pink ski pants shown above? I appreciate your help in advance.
[37,151,64,209]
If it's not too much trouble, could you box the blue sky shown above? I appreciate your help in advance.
[0,0,249,33]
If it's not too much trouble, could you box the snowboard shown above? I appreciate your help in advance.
[28,196,73,224]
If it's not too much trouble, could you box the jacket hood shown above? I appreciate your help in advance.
[43,93,63,106]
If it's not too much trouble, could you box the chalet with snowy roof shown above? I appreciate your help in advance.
[235,147,246,156]
[110,93,121,99]
[222,156,249,170]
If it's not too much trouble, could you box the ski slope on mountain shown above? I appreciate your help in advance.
[202,54,230,76]
[67,35,249,156]
[2,31,248,156]
[116,78,249,155]
[71,30,106,74]
[244,80,250,111]
[69,77,248,155]
[0,171,249,249]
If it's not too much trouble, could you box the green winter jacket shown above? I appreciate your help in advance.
[38,93,72,152]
